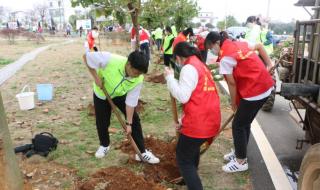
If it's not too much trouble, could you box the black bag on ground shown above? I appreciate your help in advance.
[14,132,59,158]
[32,132,58,157]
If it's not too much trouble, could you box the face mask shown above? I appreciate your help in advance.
[92,31,99,39]
[247,23,254,29]
[210,47,219,56]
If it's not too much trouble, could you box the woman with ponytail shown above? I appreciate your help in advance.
[205,31,274,173]
[164,42,221,190]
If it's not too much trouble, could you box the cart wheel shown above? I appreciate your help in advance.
[298,143,320,190]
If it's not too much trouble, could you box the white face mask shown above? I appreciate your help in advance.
[247,23,254,29]
[92,30,99,39]
[207,46,219,64]
[210,47,219,56]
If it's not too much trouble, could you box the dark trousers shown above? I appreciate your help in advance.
[155,39,162,51]
[140,42,150,63]
[93,93,145,153]
[232,97,268,159]
[176,134,208,190]
[164,54,174,69]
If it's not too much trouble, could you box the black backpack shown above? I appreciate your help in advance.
[32,132,58,156]
[15,132,59,157]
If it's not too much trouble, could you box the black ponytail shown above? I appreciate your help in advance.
[173,42,203,62]
[204,31,229,49]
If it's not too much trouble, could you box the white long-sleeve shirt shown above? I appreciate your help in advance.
[165,64,198,104]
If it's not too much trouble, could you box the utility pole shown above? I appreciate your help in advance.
[266,0,271,18]
[0,92,23,190]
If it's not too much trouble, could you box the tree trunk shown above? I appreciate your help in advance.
[0,92,23,190]
[128,1,141,50]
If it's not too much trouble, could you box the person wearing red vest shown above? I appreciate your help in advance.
[130,26,151,62]
[172,27,194,50]
[164,42,221,190]
[86,26,99,52]
[205,31,274,173]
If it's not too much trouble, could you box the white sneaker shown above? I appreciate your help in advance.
[95,146,110,158]
[222,158,248,173]
[135,149,160,164]
[223,149,236,161]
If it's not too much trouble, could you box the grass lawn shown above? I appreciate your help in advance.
[0,37,252,190]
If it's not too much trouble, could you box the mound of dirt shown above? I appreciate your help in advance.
[119,137,180,183]
[77,166,166,190]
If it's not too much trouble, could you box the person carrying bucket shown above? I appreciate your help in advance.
[164,42,221,190]
[205,31,274,173]
[83,50,160,164]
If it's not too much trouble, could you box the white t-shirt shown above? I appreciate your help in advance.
[86,52,142,107]
[219,55,273,101]
[165,64,198,104]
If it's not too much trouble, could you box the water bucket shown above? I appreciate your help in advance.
[16,85,35,110]
[37,84,53,101]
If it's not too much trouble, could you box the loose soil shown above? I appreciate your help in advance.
[119,137,180,183]
[78,166,166,190]
[18,155,77,190]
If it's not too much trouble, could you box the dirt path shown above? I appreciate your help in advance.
[0,40,74,86]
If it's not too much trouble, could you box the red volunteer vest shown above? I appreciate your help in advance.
[181,56,221,138]
[219,39,274,102]
[196,35,205,51]
[173,32,187,50]
[87,31,95,49]
[139,29,149,42]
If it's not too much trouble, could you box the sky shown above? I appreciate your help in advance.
[198,0,311,22]
[0,0,313,23]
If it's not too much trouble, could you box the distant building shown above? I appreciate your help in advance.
[48,0,66,30]
[193,12,217,27]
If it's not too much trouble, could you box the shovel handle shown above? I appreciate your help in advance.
[100,85,144,161]
[171,113,235,184]
[170,94,179,124]
[170,94,180,139]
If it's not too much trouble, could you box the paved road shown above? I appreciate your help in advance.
[0,40,74,86]
[249,94,308,190]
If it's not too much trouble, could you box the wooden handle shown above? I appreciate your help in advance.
[100,86,143,161]
[170,94,179,124]
[171,113,235,184]
[170,94,180,139]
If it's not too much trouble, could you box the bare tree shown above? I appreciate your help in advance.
[34,3,48,27]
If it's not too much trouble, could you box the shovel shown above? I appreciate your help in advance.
[170,113,235,184]
[100,85,144,161]
[170,94,180,139]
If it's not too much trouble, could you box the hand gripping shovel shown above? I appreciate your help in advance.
[170,113,235,184]
[100,85,144,161]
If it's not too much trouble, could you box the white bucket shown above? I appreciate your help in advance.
[16,85,35,110]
